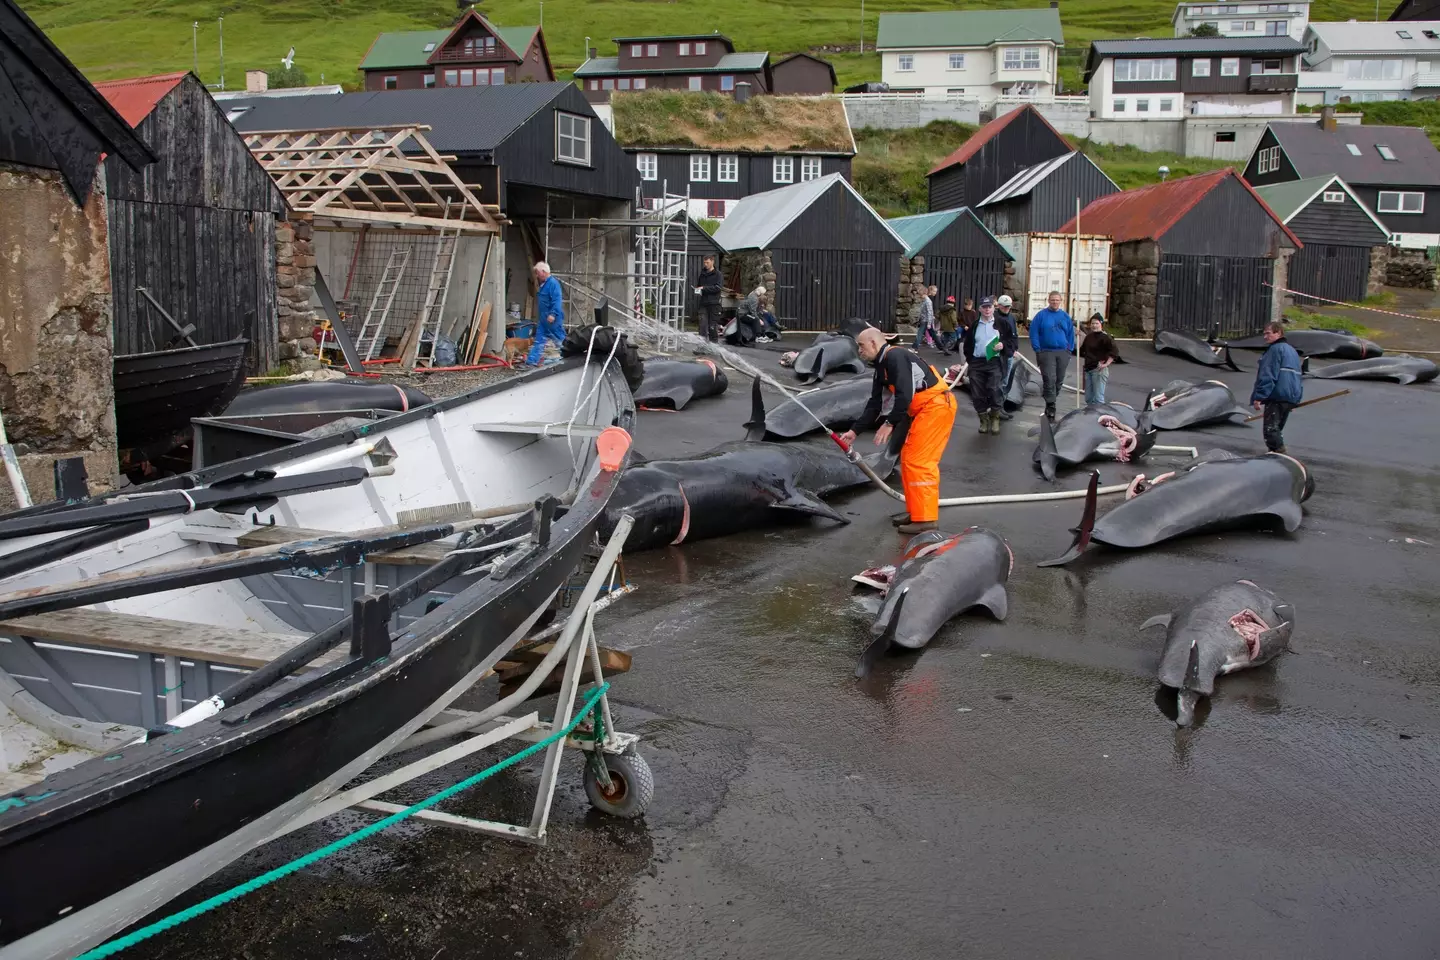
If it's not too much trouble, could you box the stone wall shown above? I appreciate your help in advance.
[275,214,320,369]
[1108,240,1159,335]
[1385,246,1437,290]
[1368,245,1390,295]
[723,249,775,309]
[0,165,118,509]
[1002,260,1023,305]
[1271,249,1290,325]
[894,255,927,331]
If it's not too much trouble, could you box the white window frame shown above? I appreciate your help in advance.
[1192,58,1211,77]
[1113,98,1127,113]
[948,53,966,70]
[800,156,821,181]
[1220,57,1240,76]
[1345,143,1362,155]
[1003,46,1043,71]
[1137,98,1151,113]
[688,76,703,91]
[647,43,659,57]
[1322,190,1345,203]
[897,54,915,71]
[717,154,738,182]
[601,78,614,90]
[617,77,631,90]
[1378,190,1424,213]
[631,43,643,57]
[423,74,436,88]
[695,41,707,55]
[1160,97,1174,112]
[1114,58,1177,81]
[634,77,647,89]
[773,156,794,184]
[690,154,711,182]
[720,75,735,91]
[556,112,591,166]
[383,75,398,89]
[636,152,657,181]
[1377,144,1398,161]
[1256,145,1281,174]
[1230,20,1246,30]
[679,42,691,56]
[423,42,437,53]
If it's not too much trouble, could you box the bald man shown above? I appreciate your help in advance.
[840,327,956,533]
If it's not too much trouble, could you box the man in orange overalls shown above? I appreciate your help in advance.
[840,327,957,533]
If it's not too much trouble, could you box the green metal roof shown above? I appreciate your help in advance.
[876,8,1063,50]
[359,25,539,70]
[575,52,769,77]
[1251,176,1337,222]
[886,207,1011,259]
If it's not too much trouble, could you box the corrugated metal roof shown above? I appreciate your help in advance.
[93,72,187,126]
[1057,168,1301,247]
[1252,174,1391,234]
[928,104,1066,176]
[1266,121,1440,186]
[1308,20,1440,53]
[876,9,1063,49]
[574,51,769,77]
[712,173,904,251]
[359,22,539,70]
[225,83,576,153]
[978,152,1076,206]
[886,207,1011,258]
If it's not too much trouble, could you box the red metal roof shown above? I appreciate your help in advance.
[928,104,1066,176]
[1057,168,1301,248]
[93,72,188,127]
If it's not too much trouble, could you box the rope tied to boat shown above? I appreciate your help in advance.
[73,682,613,960]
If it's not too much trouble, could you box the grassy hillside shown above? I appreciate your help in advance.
[23,0,1386,92]
[854,122,1234,217]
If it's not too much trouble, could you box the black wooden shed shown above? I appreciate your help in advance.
[977,151,1120,236]
[712,173,904,329]
[1253,175,1390,306]
[927,104,1072,213]
[95,72,286,372]
[888,207,1013,305]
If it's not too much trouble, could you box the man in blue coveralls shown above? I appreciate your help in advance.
[526,261,566,367]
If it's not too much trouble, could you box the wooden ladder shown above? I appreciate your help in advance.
[355,247,412,361]
[411,201,466,367]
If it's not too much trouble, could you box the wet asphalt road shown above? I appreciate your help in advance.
[130,342,1440,960]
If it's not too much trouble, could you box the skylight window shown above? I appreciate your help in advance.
[1345,143,1362,156]
[1377,144,1398,160]
[1426,30,1439,38]
[1398,30,1414,39]
[423,42,436,52]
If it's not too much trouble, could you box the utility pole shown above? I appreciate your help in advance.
[539,0,543,26]
[585,35,590,62]
[192,21,198,76]
[218,16,225,91]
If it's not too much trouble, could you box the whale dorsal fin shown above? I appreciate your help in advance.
[1263,499,1304,533]
[1139,613,1172,632]
[975,583,1008,621]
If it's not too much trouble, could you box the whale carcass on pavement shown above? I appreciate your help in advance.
[744,376,886,441]
[1143,579,1294,727]
[1302,354,1438,385]
[851,527,1012,677]
[1149,379,1251,430]
[1228,328,1382,359]
[598,438,898,552]
[1153,329,1241,371]
[794,332,867,383]
[1034,400,1156,481]
[634,358,728,409]
[1037,450,1314,566]
[223,381,432,416]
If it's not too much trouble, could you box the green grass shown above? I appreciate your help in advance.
[1283,307,1379,338]
[1299,100,1440,148]
[1351,291,1398,308]
[611,90,852,151]
[21,0,1389,91]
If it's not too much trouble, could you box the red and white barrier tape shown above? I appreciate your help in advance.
[1264,283,1440,323]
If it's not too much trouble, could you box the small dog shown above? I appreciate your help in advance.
[503,337,533,365]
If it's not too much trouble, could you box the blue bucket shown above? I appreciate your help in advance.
[508,322,536,339]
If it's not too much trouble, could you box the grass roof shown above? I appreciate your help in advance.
[611,91,854,154]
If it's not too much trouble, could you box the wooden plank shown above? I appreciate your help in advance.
[0,609,333,670]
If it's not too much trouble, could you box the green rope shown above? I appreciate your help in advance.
[75,682,611,960]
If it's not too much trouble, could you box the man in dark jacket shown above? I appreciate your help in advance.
[960,296,1018,435]
[1029,291,1076,420]
[694,256,723,342]
[1251,321,1304,453]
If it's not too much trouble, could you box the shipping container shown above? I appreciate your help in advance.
[998,232,1113,322]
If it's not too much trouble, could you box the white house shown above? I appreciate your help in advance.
[1171,1,1312,41]
[1298,20,1440,104]
[1086,37,1304,120]
[875,7,1064,99]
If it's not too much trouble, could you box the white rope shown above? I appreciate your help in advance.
[565,322,624,480]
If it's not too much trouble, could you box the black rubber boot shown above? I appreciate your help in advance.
[988,410,1002,434]
[977,413,989,434]
[1044,403,1056,420]
[890,511,913,526]
[897,520,938,534]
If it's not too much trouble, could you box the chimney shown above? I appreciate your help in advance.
[1321,104,1337,131]
[588,46,597,59]
[735,81,752,103]
[1050,1,1058,7]
[245,70,269,93]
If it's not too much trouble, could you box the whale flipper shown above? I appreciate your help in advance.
[1222,344,1241,372]
[839,359,867,374]
[1397,373,1418,385]
[1037,471,1099,567]
[771,490,848,524]
[1037,415,1060,482]
[744,378,768,441]
[975,583,1008,621]
[856,590,906,678]
[1252,622,1293,665]
[1139,613,1172,632]
[1262,499,1304,533]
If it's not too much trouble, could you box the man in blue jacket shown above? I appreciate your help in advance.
[526,261,566,367]
[1250,321,1304,453]
[1029,291,1075,420]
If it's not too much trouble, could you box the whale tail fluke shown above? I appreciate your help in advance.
[1300,355,1312,377]
[856,590,906,678]
[744,377,768,442]
[1222,344,1241,372]
[1176,638,1202,727]
[1037,470,1099,567]
[1037,413,1060,482]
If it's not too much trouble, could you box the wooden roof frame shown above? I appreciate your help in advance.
[244,125,502,233]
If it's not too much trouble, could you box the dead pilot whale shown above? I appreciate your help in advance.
[1229,328,1382,360]
[599,436,899,552]
[1037,451,1314,566]
[1034,399,1156,481]
[851,527,1012,677]
[1144,579,1294,727]
[1301,354,1438,385]
[1149,379,1252,430]
[793,332,867,383]
[744,376,882,441]
[1153,326,1241,371]
[634,358,728,410]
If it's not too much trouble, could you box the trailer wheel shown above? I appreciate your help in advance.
[583,749,653,819]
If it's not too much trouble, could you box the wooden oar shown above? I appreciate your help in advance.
[1241,388,1350,422]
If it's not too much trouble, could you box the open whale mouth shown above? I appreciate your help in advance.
[1098,415,1138,461]
[1229,608,1270,660]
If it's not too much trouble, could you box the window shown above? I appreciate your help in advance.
[1246,20,1256,29]
[1113,98,1127,112]
[490,68,505,85]
[1250,58,1282,74]
[1220,57,1240,76]
[618,77,631,90]
[1215,131,1236,142]
[459,69,475,86]
[384,76,397,89]
[948,53,966,70]
[773,156,793,183]
[631,44,644,57]
[1345,143,1362,155]
[1398,30,1414,39]
[647,44,658,57]
[688,76,703,90]
[588,79,599,90]
[1206,21,1220,30]
[1137,98,1151,112]
[556,112,590,165]
[1114,58,1177,81]
[1378,191,1424,213]
[695,42,707,55]
[690,154,711,181]
[679,42,691,56]
[1230,21,1246,30]
[706,200,727,218]
[1426,30,1440,39]
[1377,144,1398,160]
[1160,97,1174,111]
[1323,190,1345,203]
[717,154,738,182]
[898,54,915,71]
[423,74,436,88]
[1345,60,1403,80]
[1002,46,1043,70]
[636,153,657,181]
[1265,20,1286,34]
[721,75,735,91]
[634,77,647,89]
[474,69,489,85]
[423,42,437,53]
[444,69,458,85]
[801,156,821,181]
[601,78,614,90]
[1193,58,1211,77]
[1256,145,1281,174]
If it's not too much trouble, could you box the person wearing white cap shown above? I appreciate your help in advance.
[993,294,1020,420]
